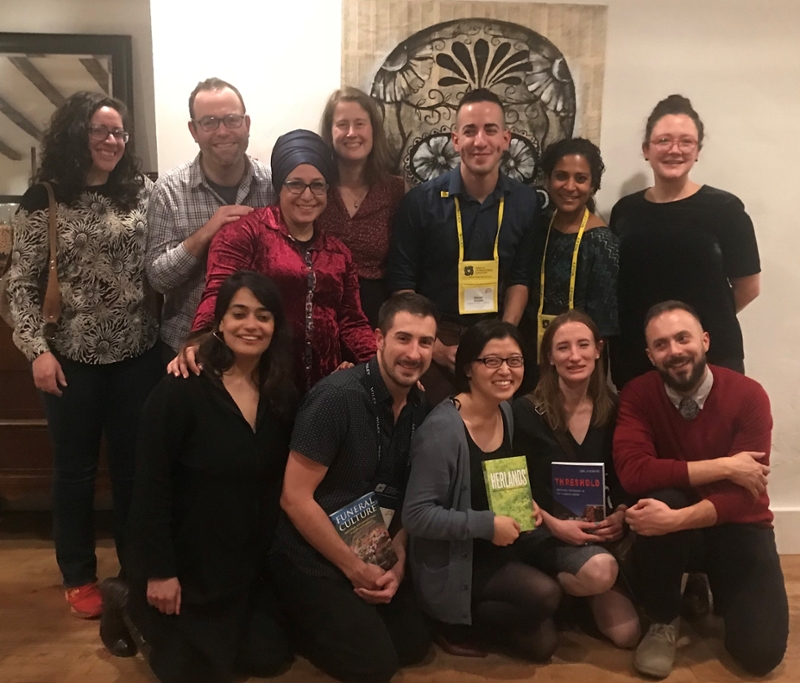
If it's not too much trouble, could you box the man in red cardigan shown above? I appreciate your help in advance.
[613,301,788,680]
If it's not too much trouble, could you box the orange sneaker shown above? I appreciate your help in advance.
[65,583,103,619]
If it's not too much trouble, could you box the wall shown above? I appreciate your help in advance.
[2,0,157,174]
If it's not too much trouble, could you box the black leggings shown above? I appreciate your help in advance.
[441,560,561,661]
[633,488,788,676]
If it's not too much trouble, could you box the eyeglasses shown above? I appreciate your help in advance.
[283,180,329,196]
[649,136,698,152]
[88,125,129,143]
[193,114,246,132]
[475,355,525,369]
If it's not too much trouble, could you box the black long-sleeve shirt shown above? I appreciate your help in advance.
[126,373,290,604]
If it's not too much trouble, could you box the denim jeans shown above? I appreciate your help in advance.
[40,343,164,587]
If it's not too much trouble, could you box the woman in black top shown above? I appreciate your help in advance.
[513,310,640,649]
[610,95,760,387]
[100,271,297,683]
[523,138,618,375]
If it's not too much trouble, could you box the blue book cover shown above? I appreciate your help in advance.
[328,491,398,570]
[551,462,606,521]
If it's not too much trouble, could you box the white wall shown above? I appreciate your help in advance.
[2,0,157,174]
[150,0,800,549]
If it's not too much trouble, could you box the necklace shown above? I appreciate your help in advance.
[340,185,369,210]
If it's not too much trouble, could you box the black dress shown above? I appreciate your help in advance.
[125,373,291,683]
[609,185,760,387]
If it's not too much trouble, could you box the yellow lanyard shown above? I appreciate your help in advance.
[453,195,505,263]
[537,207,589,315]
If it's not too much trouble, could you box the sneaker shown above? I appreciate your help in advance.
[99,578,137,657]
[65,582,103,619]
[633,618,679,679]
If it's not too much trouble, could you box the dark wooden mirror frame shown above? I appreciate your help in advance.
[0,32,134,203]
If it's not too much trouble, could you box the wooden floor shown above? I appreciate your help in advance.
[0,514,797,683]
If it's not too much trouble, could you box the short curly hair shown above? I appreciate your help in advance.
[34,91,143,211]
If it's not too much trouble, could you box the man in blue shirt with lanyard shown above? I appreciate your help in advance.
[388,88,540,405]
[271,293,437,683]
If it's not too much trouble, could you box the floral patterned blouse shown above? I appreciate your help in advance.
[7,180,159,364]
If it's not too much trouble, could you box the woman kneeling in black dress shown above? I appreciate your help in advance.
[100,270,297,683]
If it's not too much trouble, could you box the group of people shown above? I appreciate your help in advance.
[3,75,788,683]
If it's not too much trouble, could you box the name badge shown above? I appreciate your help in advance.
[458,259,499,314]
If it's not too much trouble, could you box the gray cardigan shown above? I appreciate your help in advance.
[402,398,514,625]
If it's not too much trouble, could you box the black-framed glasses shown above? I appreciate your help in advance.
[193,114,246,132]
[88,125,129,143]
[283,180,329,196]
[475,355,525,369]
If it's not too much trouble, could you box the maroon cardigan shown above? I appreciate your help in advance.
[613,366,773,526]
[193,206,376,391]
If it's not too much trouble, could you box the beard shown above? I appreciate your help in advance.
[658,353,707,393]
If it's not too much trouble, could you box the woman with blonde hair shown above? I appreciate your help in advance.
[317,87,405,326]
[513,309,639,649]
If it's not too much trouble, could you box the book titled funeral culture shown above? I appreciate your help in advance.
[329,491,398,570]
[551,462,606,522]
[482,456,536,531]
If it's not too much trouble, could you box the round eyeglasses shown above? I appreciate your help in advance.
[649,137,698,153]
[474,355,525,369]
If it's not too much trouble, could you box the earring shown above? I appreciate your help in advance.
[644,157,649,161]
[213,329,224,342]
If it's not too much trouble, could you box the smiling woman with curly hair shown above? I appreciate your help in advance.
[6,91,162,619]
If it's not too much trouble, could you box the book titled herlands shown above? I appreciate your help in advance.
[329,492,398,570]
[482,456,536,531]
[551,462,606,522]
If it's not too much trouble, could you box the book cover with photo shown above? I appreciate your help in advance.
[482,456,536,532]
[329,491,398,570]
[551,462,606,522]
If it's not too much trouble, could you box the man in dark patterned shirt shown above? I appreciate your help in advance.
[145,77,276,354]
[271,293,437,683]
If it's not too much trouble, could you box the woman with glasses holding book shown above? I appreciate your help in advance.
[100,271,296,683]
[174,129,375,392]
[513,310,640,649]
[317,87,406,327]
[610,95,761,388]
[403,319,561,661]
[5,91,161,619]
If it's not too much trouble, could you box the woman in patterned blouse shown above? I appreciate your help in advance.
[317,87,405,327]
[184,129,376,392]
[521,138,619,385]
[6,92,162,619]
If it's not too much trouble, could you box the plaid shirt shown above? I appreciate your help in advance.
[145,154,276,350]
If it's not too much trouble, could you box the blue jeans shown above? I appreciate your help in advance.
[40,343,163,587]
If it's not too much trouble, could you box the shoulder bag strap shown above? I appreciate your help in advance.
[40,181,61,327]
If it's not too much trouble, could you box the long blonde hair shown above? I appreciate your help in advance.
[528,309,616,432]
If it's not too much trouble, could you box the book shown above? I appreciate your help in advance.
[551,462,606,522]
[328,491,398,570]
[482,456,536,531]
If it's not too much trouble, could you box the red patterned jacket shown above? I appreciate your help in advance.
[192,206,376,391]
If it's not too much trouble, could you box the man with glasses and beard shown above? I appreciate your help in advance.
[145,78,275,358]
[269,293,436,683]
[612,300,788,680]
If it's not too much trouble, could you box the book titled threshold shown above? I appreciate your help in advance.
[329,492,398,570]
[482,456,536,531]
[551,462,606,522]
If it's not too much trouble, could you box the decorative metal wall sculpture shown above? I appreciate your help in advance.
[371,18,575,185]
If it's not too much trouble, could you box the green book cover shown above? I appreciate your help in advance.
[482,456,536,531]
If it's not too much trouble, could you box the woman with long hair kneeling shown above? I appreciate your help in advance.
[513,310,639,648]
[403,320,561,660]
[100,271,297,683]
